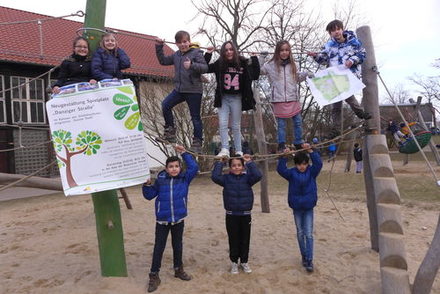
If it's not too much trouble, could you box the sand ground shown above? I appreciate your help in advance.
[1,160,439,294]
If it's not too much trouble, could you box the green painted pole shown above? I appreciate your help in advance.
[83,0,128,277]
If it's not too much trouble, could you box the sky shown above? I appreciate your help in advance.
[0,0,439,102]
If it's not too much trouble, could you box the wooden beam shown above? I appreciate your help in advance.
[252,84,270,213]
[0,173,62,190]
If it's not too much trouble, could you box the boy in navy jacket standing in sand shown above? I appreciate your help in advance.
[211,154,262,274]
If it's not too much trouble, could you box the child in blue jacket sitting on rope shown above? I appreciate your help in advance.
[277,143,323,273]
[211,154,262,274]
[142,144,198,293]
[91,32,131,81]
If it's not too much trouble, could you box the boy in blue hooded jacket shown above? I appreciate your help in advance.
[142,145,198,292]
[277,143,322,273]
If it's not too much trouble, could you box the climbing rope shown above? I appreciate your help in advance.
[374,67,440,187]
[0,11,84,26]
[0,140,52,153]
[0,67,58,96]
[145,123,364,160]
[0,160,56,192]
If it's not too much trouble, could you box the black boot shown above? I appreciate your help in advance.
[328,128,341,140]
[147,272,161,293]
[355,110,372,120]
[174,265,192,281]
[189,137,202,153]
[163,126,176,143]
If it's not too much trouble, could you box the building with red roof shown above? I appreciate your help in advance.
[0,6,175,175]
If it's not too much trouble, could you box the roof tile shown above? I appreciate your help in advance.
[0,6,174,78]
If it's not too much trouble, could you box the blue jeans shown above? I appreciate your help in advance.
[218,94,242,152]
[277,114,303,145]
[150,221,184,273]
[293,209,314,261]
[162,90,203,140]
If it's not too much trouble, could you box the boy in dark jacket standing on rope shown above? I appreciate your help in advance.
[308,20,371,137]
[277,143,323,272]
[211,154,262,274]
[142,145,198,292]
[155,31,208,152]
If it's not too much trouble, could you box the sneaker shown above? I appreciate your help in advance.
[163,126,176,143]
[241,262,252,273]
[216,148,230,158]
[174,266,192,281]
[301,256,307,267]
[305,260,314,273]
[147,272,161,293]
[235,151,244,157]
[230,262,239,274]
[190,137,202,153]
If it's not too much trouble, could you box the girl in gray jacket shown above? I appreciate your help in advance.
[260,40,312,152]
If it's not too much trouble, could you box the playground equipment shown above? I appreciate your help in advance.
[398,122,432,154]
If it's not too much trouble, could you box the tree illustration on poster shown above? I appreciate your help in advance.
[52,130,102,187]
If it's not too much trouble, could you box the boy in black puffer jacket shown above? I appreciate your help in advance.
[211,154,262,274]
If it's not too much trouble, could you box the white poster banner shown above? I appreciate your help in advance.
[306,66,365,107]
[46,79,150,196]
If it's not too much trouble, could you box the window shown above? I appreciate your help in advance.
[0,76,5,123]
[10,76,46,124]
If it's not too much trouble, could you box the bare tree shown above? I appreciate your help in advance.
[383,83,412,105]
[409,73,440,103]
[192,0,277,51]
[138,77,218,172]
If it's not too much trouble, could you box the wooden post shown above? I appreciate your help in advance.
[84,0,128,277]
[416,96,440,165]
[356,25,379,251]
[119,188,133,209]
[252,84,270,213]
[344,130,355,172]
[357,26,411,293]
